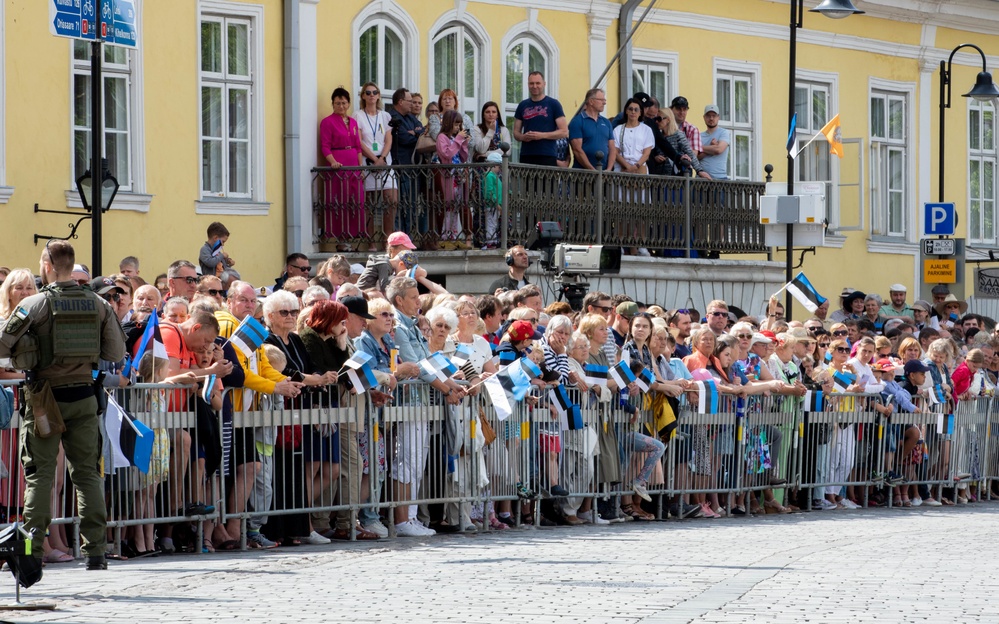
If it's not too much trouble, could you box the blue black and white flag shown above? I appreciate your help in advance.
[609,360,637,389]
[418,352,459,384]
[785,271,827,314]
[105,396,154,473]
[583,363,609,388]
[125,313,168,378]
[346,362,379,395]
[229,316,269,359]
[550,385,583,431]
[694,379,720,414]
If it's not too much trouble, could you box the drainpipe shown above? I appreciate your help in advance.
[284,0,302,256]
[618,0,645,106]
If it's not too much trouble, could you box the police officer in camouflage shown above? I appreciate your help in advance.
[0,241,125,571]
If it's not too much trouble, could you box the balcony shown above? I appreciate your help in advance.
[311,161,768,256]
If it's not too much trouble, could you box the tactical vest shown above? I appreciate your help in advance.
[39,285,101,369]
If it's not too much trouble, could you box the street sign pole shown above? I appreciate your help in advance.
[90,0,102,275]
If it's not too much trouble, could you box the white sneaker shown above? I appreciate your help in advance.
[910,497,922,507]
[303,530,331,545]
[578,510,610,525]
[811,500,826,511]
[923,497,942,506]
[637,248,651,257]
[395,520,428,537]
[361,521,389,538]
[840,499,860,510]
[818,499,838,510]
[416,521,436,536]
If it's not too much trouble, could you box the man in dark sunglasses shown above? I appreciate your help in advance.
[166,259,199,301]
[705,299,729,336]
[274,252,311,291]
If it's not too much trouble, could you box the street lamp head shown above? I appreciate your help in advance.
[964,71,999,102]
[75,159,120,213]
[810,0,865,19]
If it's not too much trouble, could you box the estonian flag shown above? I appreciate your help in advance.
[694,379,720,414]
[484,359,539,420]
[451,343,474,370]
[418,351,458,384]
[786,112,798,153]
[346,361,379,395]
[202,374,217,404]
[832,370,857,393]
[105,396,154,473]
[785,272,827,314]
[343,351,373,371]
[803,389,824,412]
[550,385,583,431]
[125,313,168,377]
[609,360,637,389]
[634,367,656,394]
[230,316,269,359]
[584,363,609,387]
[211,239,224,258]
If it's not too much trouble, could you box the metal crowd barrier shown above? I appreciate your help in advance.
[4,380,999,557]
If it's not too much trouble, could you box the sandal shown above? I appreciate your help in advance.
[901,499,912,507]
[620,504,641,520]
[42,549,74,564]
[216,539,239,551]
[634,508,655,521]
[730,506,746,516]
[202,539,215,554]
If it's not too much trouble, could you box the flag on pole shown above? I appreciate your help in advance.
[785,271,827,314]
[105,396,154,473]
[786,112,798,153]
[634,367,656,394]
[343,351,373,371]
[229,316,269,359]
[803,389,824,412]
[450,343,474,370]
[125,313,168,377]
[418,352,458,384]
[694,379,720,414]
[201,374,216,404]
[584,364,609,387]
[819,113,843,158]
[609,360,637,389]
[550,385,583,431]
[346,362,379,395]
[483,359,539,420]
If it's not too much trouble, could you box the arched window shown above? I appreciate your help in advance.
[431,26,481,122]
[358,20,404,103]
[503,37,549,129]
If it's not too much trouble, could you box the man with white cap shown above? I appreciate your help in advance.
[884,283,914,319]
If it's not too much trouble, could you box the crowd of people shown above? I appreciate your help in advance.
[0,225,996,561]
[318,75,728,252]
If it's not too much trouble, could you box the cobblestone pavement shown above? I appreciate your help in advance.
[3,503,999,623]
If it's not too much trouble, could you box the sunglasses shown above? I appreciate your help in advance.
[294,265,312,273]
[276,309,300,317]
[377,311,394,318]
[835,347,851,354]
[365,89,380,96]
[524,317,538,323]
[202,289,224,297]
[735,334,753,340]
[710,311,728,318]
[667,309,690,325]
[103,292,121,303]
[807,327,822,334]
[293,290,305,298]
[833,330,849,337]
[818,342,831,348]
[593,305,612,313]
[172,276,198,284]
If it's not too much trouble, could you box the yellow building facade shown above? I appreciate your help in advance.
[4,0,999,310]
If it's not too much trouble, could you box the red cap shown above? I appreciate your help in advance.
[509,320,541,342]
[873,358,895,372]
[760,330,777,341]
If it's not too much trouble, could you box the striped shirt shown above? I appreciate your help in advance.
[541,338,571,384]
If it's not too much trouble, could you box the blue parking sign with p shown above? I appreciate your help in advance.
[923,203,956,236]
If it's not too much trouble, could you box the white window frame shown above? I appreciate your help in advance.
[65,1,148,212]
[429,13,490,123]
[500,19,560,159]
[72,43,133,193]
[196,1,267,215]
[713,59,762,181]
[968,99,997,244]
[631,49,679,112]
[793,69,841,229]
[868,79,915,242]
[352,1,419,110]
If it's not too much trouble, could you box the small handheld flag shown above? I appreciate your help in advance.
[694,379,720,414]
[451,343,474,370]
[342,351,373,371]
[125,313,168,377]
[584,364,609,388]
[832,370,857,392]
[634,367,656,394]
[201,374,217,404]
[346,362,379,395]
[785,272,827,314]
[483,359,538,420]
[803,389,824,412]
[609,360,637,389]
[550,385,583,431]
[418,352,459,384]
[105,396,154,473]
[229,316,269,359]
[211,239,224,258]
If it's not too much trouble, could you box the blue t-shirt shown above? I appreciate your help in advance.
[514,96,565,159]
[568,112,614,169]
[699,126,730,179]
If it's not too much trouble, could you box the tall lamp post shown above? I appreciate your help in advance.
[939,44,999,203]
[784,0,863,314]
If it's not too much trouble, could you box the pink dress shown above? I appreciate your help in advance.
[319,114,365,240]
[436,133,469,241]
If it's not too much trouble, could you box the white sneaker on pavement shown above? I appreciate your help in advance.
[395,520,429,537]
[304,530,331,545]
[840,499,860,510]
[911,497,923,507]
[361,521,389,538]
[924,498,943,506]
[579,511,610,525]
[818,499,838,510]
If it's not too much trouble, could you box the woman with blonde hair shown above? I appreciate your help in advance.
[0,268,36,320]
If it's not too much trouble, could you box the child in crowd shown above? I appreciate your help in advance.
[199,221,236,278]
[481,152,502,249]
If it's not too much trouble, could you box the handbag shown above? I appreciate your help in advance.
[415,131,437,155]
[477,406,497,447]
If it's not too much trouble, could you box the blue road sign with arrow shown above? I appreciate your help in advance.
[50,0,137,48]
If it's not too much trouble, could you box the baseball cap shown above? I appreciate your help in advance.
[904,359,930,375]
[396,250,419,270]
[749,332,772,347]
[349,263,365,276]
[704,104,720,115]
[760,330,777,342]
[72,264,91,279]
[632,92,652,108]
[873,358,899,372]
[670,96,689,109]
[386,231,416,250]
[485,152,502,164]
[889,283,907,292]
[341,295,374,319]
[931,284,951,296]
[509,319,542,342]
[616,301,639,319]
[89,276,124,296]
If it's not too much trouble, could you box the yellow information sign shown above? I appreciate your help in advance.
[924,259,956,283]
